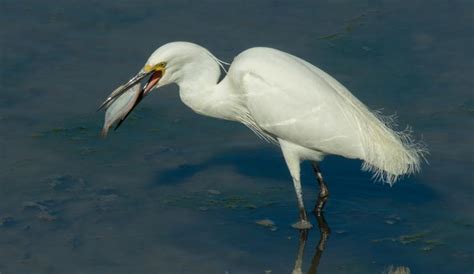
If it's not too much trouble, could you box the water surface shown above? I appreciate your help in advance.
[1,1,473,273]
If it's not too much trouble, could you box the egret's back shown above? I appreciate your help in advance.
[229,47,426,184]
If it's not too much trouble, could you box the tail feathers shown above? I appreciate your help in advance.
[292,56,428,184]
[359,111,428,185]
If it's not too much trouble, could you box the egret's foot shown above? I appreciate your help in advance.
[291,219,313,230]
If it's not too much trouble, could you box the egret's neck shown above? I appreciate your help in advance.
[177,58,242,121]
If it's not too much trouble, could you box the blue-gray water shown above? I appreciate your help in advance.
[1,1,473,273]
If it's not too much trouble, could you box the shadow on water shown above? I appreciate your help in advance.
[151,146,289,185]
[152,145,438,205]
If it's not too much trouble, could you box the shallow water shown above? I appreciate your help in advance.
[1,1,473,273]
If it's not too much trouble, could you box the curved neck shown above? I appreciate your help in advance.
[176,54,221,90]
[177,55,242,121]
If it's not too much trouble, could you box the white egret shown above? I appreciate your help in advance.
[99,42,426,229]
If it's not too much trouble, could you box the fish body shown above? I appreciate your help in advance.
[101,83,142,137]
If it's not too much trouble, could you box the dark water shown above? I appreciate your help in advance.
[1,1,473,273]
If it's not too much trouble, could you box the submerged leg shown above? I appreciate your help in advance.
[292,229,309,274]
[292,212,331,274]
[279,139,313,230]
[307,212,331,274]
[311,162,329,215]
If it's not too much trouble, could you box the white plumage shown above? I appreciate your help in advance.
[100,42,427,229]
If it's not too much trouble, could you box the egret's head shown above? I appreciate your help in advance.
[141,42,182,95]
[99,42,210,106]
[142,41,214,94]
[98,42,217,131]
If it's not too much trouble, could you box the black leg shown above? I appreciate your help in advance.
[314,212,330,253]
[307,212,331,274]
[311,162,329,215]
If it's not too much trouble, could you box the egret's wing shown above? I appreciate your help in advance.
[234,47,424,183]
[240,70,364,159]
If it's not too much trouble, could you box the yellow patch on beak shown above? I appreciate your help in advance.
[144,64,154,73]
[144,62,167,73]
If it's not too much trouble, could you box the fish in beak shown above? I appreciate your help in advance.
[99,69,163,137]
[98,70,149,111]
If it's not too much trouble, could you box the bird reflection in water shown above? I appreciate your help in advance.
[292,212,330,274]
[290,212,411,274]
[382,265,411,274]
